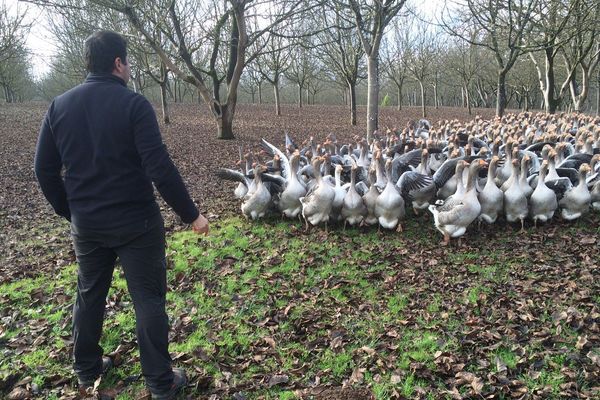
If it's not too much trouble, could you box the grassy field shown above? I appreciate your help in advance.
[1,103,599,398]
[1,213,599,399]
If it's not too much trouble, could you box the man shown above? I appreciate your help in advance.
[34,30,208,399]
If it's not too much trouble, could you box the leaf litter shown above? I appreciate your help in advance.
[1,103,599,398]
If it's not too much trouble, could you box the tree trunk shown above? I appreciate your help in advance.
[298,83,303,108]
[160,81,170,124]
[597,69,600,116]
[496,72,507,117]
[419,80,426,118]
[258,83,263,104]
[544,50,558,114]
[465,85,472,115]
[396,82,402,111]
[217,104,235,140]
[274,83,281,116]
[366,55,379,141]
[349,80,357,126]
[433,84,438,109]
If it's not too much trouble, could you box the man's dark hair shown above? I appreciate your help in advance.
[84,30,128,74]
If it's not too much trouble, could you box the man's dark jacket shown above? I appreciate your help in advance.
[34,73,199,229]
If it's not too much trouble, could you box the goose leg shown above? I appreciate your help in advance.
[343,220,347,232]
[534,218,538,229]
[396,223,403,233]
[519,218,526,234]
[441,232,450,246]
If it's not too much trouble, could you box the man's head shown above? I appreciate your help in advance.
[84,30,130,83]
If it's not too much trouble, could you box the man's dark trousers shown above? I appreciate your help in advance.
[71,213,174,393]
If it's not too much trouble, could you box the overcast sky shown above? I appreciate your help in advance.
[7,0,444,78]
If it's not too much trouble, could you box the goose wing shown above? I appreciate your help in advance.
[261,139,290,181]
[397,171,435,201]
[216,168,250,187]
[546,177,573,201]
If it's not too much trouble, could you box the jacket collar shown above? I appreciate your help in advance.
[85,73,127,87]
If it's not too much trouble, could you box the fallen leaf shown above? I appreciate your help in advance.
[267,374,289,388]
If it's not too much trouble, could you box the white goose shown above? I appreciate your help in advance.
[375,159,405,231]
[478,156,504,226]
[277,152,307,218]
[241,165,271,220]
[429,159,486,245]
[504,159,529,231]
[529,160,557,227]
[362,167,380,226]
[559,164,592,220]
[300,157,336,229]
[341,161,367,228]
[330,164,347,222]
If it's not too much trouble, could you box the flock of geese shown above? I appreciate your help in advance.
[216,113,600,245]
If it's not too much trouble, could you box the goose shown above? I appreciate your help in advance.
[504,159,529,232]
[518,155,534,199]
[362,167,380,226]
[501,148,521,192]
[241,165,271,220]
[375,159,405,231]
[373,150,387,190]
[496,140,515,186]
[341,161,367,229]
[276,152,307,219]
[591,180,600,211]
[529,160,557,227]
[428,159,486,245]
[300,157,336,229]
[558,164,592,220]
[433,152,466,199]
[478,156,504,226]
[331,164,347,222]
[397,158,436,215]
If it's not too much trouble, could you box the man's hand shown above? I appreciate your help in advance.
[191,213,209,235]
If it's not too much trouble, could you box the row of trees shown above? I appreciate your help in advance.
[2,0,600,139]
[0,1,36,102]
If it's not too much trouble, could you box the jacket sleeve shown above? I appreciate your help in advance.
[131,97,199,224]
[34,106,71,221]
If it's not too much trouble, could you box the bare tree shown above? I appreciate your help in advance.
[336,0,407,139]
[510,56,539,111]
[286,43,313,108]
[316,3,364,125]
[381,19,409,111]
[442,0,539,117]
[562,0,600,112]
[0,2,35,102]
[446,33,480,114]
[255,33,291,116]
[32,0,318,139]
[405,24,437,118]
